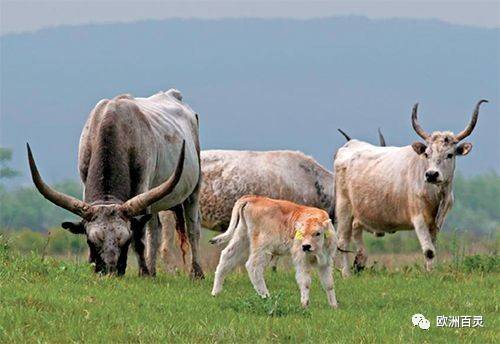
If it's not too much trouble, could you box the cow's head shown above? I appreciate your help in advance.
[411,100,487,185]
[294,216,335,254]
[26,141,185,275]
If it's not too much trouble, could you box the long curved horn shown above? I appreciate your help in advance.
[378,127,386,146]
[411,103,429,140]
[455,99,488,141]
[122,140,186,216]
[26,143,90,218]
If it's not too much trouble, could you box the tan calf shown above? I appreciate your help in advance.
[210,196,338,308]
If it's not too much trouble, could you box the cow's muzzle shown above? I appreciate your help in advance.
[425,170,440,183]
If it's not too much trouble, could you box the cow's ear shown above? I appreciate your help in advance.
[61,221,85,234]
[456,142,472,156]
[411,142,427,155]
[131,214,153,233]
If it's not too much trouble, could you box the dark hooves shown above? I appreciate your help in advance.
[353,256,366,273]
[191,263,205,280]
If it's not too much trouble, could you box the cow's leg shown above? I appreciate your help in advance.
[412,215,436,271]
[318,264,338,308]
[159,211,178,273]
[245,250,270,298]
[212,234,248,296]
[336,199,353,278]
[270,254,279,272]
[183,192,205,279]
[294,263,312,308]
[132,224,149,276]
[145,214,160,276]
[429,225,439,245]
[352,221,367,272]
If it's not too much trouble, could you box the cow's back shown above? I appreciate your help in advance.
[78,90,200,209]
[200,150,333,231]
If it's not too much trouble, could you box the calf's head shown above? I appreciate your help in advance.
[26,141,185,275]
[411,100,487,185]
[294,216,335,253]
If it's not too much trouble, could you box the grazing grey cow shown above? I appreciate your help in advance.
[27,89,204,278]
[334,100,487,277]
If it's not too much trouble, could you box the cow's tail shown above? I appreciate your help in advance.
[209,199,247,246]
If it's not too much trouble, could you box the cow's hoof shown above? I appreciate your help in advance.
[191,263,205,280]
[353,255,366,273]
[139,267,151,277]
[424,249,435,259]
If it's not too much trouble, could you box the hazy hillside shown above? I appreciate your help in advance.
[1,17,498,185]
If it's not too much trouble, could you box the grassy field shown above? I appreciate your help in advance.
[0,240,498,344]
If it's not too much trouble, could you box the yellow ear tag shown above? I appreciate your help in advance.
[294,231,303,240]
[324,230,332,238]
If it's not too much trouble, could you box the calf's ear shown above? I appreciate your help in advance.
[61,221,85,234]
[411,142,427,155]
[456,142,472,156]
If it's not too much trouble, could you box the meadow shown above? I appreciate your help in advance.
[0,233,498,343]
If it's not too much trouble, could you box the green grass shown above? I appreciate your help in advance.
[0,245,498,343]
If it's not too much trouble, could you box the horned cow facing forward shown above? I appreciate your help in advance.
[334,100,487,276]
[210,196,338,309]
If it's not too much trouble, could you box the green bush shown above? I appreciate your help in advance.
[1,228,86,256]
[461,254,499,273]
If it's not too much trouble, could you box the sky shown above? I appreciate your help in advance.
[1,0,499,35]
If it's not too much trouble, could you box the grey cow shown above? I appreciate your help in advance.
[27,89,204,278]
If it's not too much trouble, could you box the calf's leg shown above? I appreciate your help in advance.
[294,263,312,308]
[245,251,270,298]
[318,264,338,308]
[212,234,248,296]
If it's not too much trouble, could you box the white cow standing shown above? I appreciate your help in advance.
[334,100,487,276]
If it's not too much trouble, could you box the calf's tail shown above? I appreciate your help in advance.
[209,199,247,246]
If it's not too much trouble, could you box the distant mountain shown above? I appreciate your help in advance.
[1,17,498,186]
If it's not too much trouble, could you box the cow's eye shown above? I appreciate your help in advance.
[315,232,321,237]
[446,153,453,159]
[423,153,429,158]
